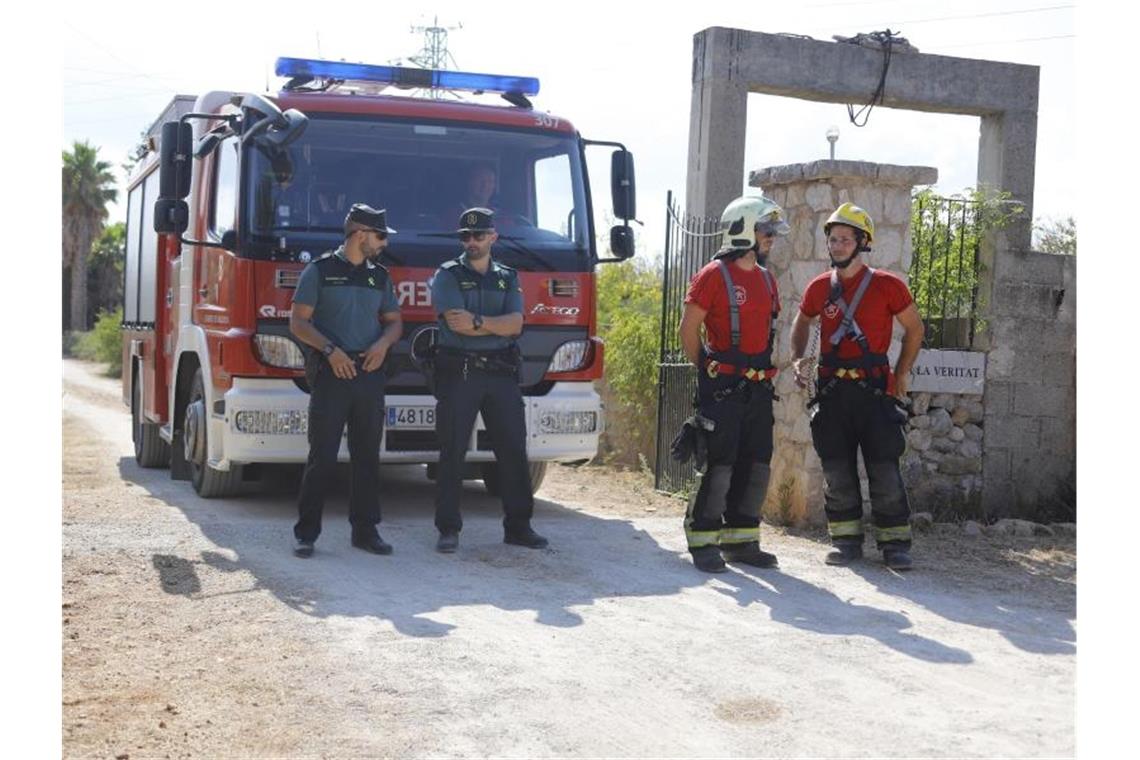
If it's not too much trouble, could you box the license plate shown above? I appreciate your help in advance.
[386,405,436,430]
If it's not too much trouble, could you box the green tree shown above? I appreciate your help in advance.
[63,141,118,331]
[88,221,126,324]
[909,187,1023,346]
[1034,216,1076,256]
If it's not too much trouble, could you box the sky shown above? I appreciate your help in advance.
[62,0,1075,258]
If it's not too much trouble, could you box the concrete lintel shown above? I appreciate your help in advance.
[694,27,1039,116]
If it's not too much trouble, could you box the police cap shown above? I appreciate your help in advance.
[345,203,397,234]
[457,207,495,232]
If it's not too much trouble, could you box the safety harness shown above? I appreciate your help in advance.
[810,267,892,405]
[700,260,780,402]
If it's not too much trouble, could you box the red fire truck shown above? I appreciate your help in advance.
[121,58,636,498]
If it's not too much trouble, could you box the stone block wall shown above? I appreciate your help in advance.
[980,249,1076,518]
[902,393,986,518]
[749,160,937,525]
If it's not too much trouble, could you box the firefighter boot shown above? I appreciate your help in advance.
[690,546,727,573]
[721,541,779,568]
[882,547,913,571]
[825,542,864,566]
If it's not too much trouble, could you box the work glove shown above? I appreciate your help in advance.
[670,413,715,472]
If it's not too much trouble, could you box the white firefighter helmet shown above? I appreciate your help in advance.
[717,195,790,255]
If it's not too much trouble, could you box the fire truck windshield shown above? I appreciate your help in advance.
[246,115,593,272]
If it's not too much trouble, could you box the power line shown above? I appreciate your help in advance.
[799,4,1074,35]
[67,91,173,106]
[64,21,185,90]
[875,4,1074,26]
[936,33,1075,49]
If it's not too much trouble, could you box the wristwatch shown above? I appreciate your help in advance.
[472,314,484,331]
[321,342,336,357]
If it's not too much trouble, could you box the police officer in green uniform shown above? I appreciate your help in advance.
[289,204,403,558]
[429,208,547,553]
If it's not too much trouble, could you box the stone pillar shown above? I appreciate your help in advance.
[685,27,749,221]
[747,160,937,526]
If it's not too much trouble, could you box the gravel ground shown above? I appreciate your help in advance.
[62,359,1075,758]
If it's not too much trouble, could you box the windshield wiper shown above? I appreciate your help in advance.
[494,235,557,272]
[416,232,556,272]
[377,249,406,266]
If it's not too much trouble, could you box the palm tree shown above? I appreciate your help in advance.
[63,141,118,331]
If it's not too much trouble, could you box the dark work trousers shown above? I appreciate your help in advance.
[294,362,386,543]
[434,366,533,534]
[809,380,912,549]
[684,376,775,550]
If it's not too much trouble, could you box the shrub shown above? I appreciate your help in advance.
[73,307,123,377]
[596,260,663,468]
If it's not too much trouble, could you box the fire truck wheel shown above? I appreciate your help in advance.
[186,369,243,498]
[133,375,170,468]
[481,461,548,496]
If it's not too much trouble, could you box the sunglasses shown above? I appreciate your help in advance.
[458,231,488,241]
[357,228,388,241]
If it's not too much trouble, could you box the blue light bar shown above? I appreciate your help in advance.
[275,57,540,96]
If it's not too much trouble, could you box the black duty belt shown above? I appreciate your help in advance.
[433,346,520,378]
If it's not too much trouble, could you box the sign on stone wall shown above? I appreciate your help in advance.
[908,349,985,394]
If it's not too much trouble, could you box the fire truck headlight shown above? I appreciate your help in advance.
[537,410,598,435]
[547,340,590,373]
[252,335,305,369]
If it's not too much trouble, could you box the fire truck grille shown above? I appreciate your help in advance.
[549,279,580,298]
[275,269,301,289]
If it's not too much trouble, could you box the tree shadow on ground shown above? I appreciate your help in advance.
[848,538,1076,656]
[118,458,980,663]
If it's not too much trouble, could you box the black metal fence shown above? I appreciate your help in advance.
[910,193,983,349]
[653,192,722,494]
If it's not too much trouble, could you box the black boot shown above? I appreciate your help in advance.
[882,547,913,571]
[825,543,863,566]
[690,546,727,573]
[721,541,778,568]
[504,526,548,549]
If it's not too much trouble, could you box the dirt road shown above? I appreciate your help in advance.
[62,359,1075,758]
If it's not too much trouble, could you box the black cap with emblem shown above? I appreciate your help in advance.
[345,203,397,234]
[457,207,495,232]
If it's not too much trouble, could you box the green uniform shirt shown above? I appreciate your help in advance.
[293,247,399,352]
[430,253,523,351]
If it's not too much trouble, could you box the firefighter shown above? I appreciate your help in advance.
[456,162,497,213]
[789,203,924,570]
[428,208,548,553]
[677,195,789,573]
[289,204,403,558]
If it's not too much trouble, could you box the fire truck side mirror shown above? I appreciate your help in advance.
[609,225,635,260]
[611,150,636,221]
[154,199,189,234]
[159,122,194,200]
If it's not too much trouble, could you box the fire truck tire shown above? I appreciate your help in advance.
[132,377,170,468]
[481,461,548,496]
[186,370,243,498]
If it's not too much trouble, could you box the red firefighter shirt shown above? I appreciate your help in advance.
[685,260,780,354]
[799,266,914,359]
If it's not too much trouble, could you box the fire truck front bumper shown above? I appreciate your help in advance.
[217,378,604,466]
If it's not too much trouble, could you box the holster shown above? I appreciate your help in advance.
[303,348,324,389]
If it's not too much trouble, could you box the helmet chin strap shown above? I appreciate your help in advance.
[830,252,858,269]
